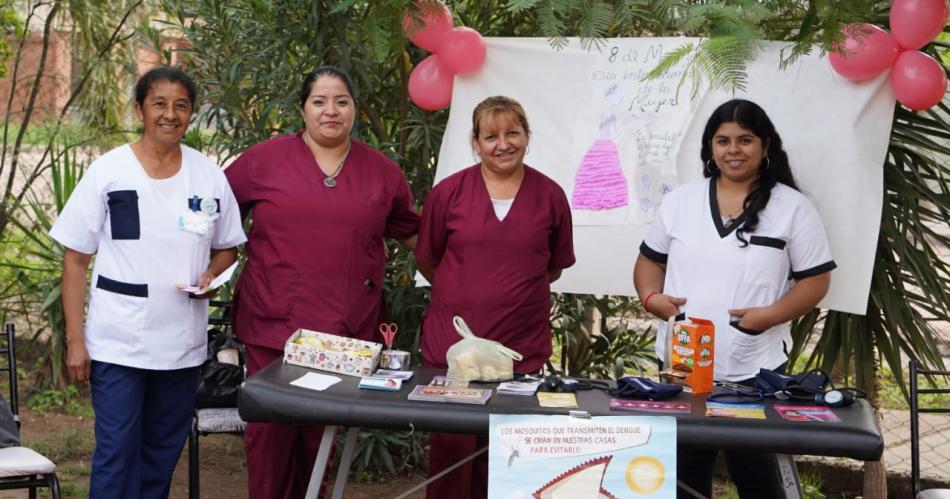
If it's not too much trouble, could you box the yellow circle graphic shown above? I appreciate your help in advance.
[625,456,666,495]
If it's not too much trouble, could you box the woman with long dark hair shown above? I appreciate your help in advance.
[634,99,836,497]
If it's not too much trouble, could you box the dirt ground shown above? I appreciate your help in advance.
[4,407,426,499]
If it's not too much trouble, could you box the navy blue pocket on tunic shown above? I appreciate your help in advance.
[730,320,764,336]
[96,274,148,297]
[106,190,140,240]
[749,235,786,250]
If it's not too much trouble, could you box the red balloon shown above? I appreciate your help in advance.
[437,27,487,75]
[891,50,948,110]
[890,0,949,50]
[402,2,454,52]
[408,55,454,111]
[828,24,900,82]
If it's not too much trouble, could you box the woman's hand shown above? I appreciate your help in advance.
[728,306,778,332]
[647,294,686,320]
[62,248,92,382]
[189,270,220,299]
[67,338,91,383]
[191,247,238,299]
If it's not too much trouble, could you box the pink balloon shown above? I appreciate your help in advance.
[437,27,487,75]
[891,50,948,110]
[890,0,949,50]
[828,24,900,82]
[408,55,453,111]
[402,2,454,52]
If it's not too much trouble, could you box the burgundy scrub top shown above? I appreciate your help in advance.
[415,165,575,373]
[226,134,419,349]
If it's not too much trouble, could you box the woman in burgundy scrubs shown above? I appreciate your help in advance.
[415,96,576,498]
[225,66,419,499]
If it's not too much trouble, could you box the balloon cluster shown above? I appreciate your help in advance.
[829,0,948,111]
[403,2,487,111]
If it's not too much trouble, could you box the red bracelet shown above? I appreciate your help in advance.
[643,291,659,311]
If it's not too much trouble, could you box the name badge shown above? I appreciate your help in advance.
[180,195,220,235]
[177,209,216,235]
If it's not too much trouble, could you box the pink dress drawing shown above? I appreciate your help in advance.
[572,85,630,210]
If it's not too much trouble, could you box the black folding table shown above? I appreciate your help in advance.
[239,361,884,499]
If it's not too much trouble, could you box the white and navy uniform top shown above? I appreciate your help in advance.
[50,144,246,370]
[640,178,836,382]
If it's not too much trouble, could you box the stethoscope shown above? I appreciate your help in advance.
[709,381,865,408]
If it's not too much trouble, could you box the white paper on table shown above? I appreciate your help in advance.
[289,372,342,391]
[175,261,239,294]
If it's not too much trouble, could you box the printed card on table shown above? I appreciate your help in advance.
[704,401,767,420]
[537,392,578,408]
[774,405,840,422]
[610,398,691,414]
[489,414,677,498]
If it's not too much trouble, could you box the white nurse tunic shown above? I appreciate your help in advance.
[640,178,836,382]
[50,144,246,370]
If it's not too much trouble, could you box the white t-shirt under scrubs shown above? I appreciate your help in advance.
[640,178,836,382]
[50,144,247,370]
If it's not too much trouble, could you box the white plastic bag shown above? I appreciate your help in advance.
[445,316,523,382]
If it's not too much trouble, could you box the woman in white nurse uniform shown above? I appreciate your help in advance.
[634,99,835,499]
[51,67,246,499]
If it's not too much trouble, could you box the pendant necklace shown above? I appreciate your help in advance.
[304,133,351,188]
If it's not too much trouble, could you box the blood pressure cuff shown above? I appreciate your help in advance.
[755,368,829,397]
[609,376,683,400]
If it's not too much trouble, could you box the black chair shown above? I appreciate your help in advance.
[187,301,246,499]
[0,323,61,499]
[909,359,950,499]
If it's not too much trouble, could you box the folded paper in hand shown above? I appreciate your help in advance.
[176,261,239,294]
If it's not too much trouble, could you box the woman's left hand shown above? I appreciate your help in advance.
[728,306,777,332]
[190,271,219,300]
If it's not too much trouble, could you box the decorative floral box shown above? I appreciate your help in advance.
[284,329,382,377]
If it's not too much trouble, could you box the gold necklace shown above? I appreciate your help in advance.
[303,133,351,188]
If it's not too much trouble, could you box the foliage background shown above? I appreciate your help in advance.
[1,0,948,493]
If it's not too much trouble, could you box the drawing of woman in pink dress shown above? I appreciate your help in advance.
[572,84,631,210]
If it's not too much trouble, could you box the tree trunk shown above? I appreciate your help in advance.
[863,352,887,498]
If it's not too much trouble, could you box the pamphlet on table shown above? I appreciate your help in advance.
[610,398,691,414]
[537,392,578,408]
[774,405,840,422]
[497,380,542,396]
[704,401,766,419]
[408,376,491,404]
[288,372,341,391]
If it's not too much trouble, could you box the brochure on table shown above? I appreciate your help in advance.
[488,414,676,498]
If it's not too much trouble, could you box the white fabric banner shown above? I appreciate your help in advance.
[433,37,894,315]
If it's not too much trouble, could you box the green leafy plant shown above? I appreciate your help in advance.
[0,145,85,390]
[29,428,95,463]
[550,294,656,379]
[26,385,89,416]
[348,428,427,478]
[151,2,950,493]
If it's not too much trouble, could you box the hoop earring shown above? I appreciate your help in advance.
[762,157,770,170]
[705,159,718,174]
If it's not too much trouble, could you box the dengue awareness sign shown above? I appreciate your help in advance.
[496,420,652,462]
[489,415,677,498]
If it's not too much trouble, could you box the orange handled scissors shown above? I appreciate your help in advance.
[379,323,398,349]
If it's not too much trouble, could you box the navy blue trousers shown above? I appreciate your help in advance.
[89,361,199,499]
